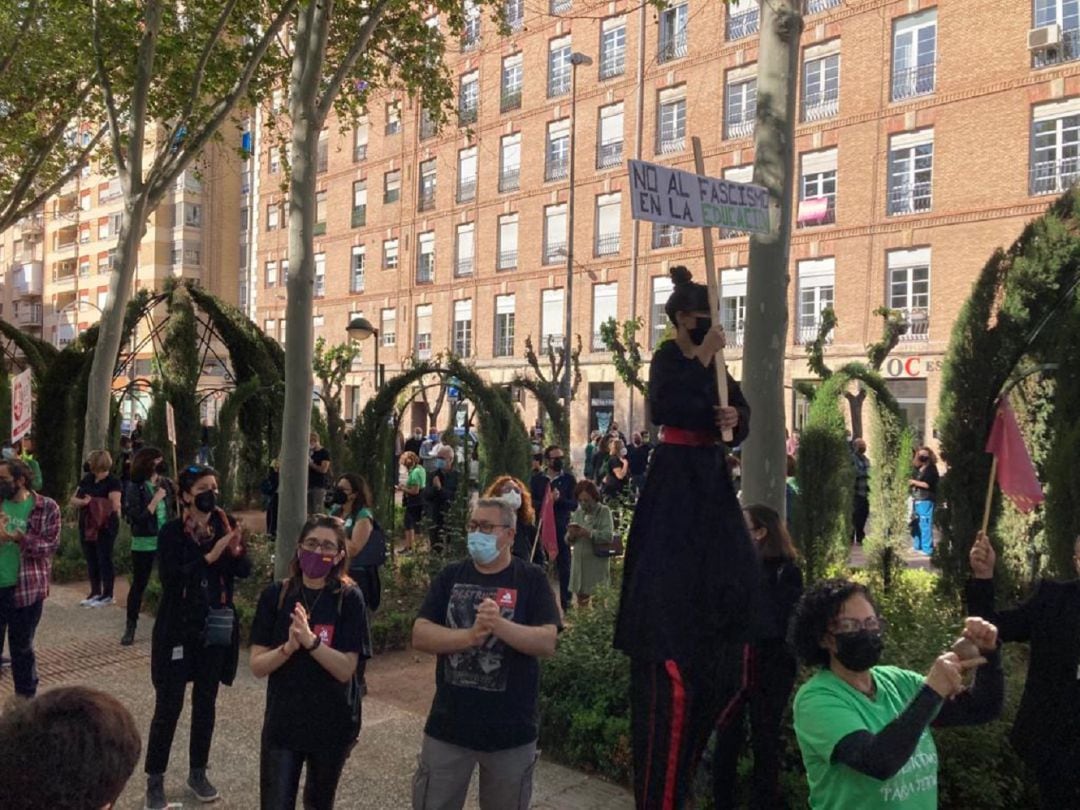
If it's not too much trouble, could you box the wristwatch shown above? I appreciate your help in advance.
[306,635,322,652]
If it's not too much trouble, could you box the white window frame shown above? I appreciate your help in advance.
[456,222,475,277]
[651,276,674,347]
[1031,99,1080,195]
[891,9,937,101]
[591,282,618,350]
[887,247,931,341]
[725,74,757,139]
[548,37,572,97]
[600,18,627,78]
[495,294,516,356]
[498,213,518,270]
[541,288,565,348]
[595,193,621,256]
[381,307,397,346]
[350,245,366,293]
[453,299,473,357]
[796,258,835,345]
[887,130,934,215]
[657,87,686,153]
[802,50,840,121]
[543,204,567,264]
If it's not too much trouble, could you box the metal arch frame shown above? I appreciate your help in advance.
[0,337,31,377]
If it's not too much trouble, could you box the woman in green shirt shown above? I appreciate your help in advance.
[396,452,425,553]
[121,447,173,646]
[329,473,383,613]
[566,480,613,608]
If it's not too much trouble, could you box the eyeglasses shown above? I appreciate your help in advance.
[300,539,340,554]
[467,521,510,533]
[831,617,887,634]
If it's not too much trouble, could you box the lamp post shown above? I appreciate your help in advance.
[564,51,593,437]
[346,315,382,389]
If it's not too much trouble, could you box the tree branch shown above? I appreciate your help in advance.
[127,0,165,187]
[0,0,38,81]
[315,0,394,128]
[91,0,127,176]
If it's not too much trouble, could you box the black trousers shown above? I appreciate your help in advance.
[712,642,797,810]
[127,549,156,623]
[852,495,869,543]
[0,589,44,697]
[81,531,117,598]
[1036,754,1080,809]
[260,740,350,810]
[145,646,227,775]
[554,532,571,610]
[630,645,749,810]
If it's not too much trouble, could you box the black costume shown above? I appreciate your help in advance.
[614,338,764,809]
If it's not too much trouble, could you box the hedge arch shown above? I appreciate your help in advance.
[349,358,532,523]
[936,188,1080,590]
[510,375,568,451]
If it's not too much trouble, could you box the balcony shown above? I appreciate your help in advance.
[887,182,932,216]
[18,215,43,239]
[1034,28,1080,68]
[657,135,685,154]
[726,8,759,40]
[599,55,625,79]
[461,34,480,53]
[457,179,477,203]
[13,303,42,328]
[499,169,520,192]
[458,106,478,126]
[416,257,435,284]
[498,250,518,270]
[653,227,682,248]
[804,0,841,12]
[898,308,929,341]
[543,242,566,265]
[548,74,571,98]
[353,143,368,162]
[658,31,688,63]
[352,205,367,227]
[550,0,571,12]
[597,141,623,169]
[891,63,936,101]
[456,257,475,277]
[52,261,77,283]
[1031,159,1080,196]
[542,334,564,350]
[796,196,836,228]
[802,91,839,122]
[545,156,569,181]
[494,335,514,357]
[13,261,43,297]
[796,320,834,345]
[726,116,754,140]
[595,233,620,256]
[418,190,436,212]
[500,90,522,112]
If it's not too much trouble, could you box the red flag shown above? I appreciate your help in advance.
[538,483,559,561]
[985,399,1044,513]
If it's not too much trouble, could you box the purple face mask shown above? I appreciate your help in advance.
[298,548,336,579]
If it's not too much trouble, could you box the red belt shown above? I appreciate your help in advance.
[659,426,718,447]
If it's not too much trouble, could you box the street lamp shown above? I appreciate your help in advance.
[564,51,593,429]
[347,315,383,388]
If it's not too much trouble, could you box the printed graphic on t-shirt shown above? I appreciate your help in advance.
[312,623,335,647]
[444,583,518,692]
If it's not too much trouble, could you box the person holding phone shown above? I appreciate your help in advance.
[566,480,613,608]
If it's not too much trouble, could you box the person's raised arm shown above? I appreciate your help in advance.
[966,532,1036,643]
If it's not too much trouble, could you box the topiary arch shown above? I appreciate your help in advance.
[936,188,1080,591]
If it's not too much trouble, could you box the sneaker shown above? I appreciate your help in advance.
[187,768,220,803]
[144,774,167,810]
[80,595,102,607]
[92,596,114,607]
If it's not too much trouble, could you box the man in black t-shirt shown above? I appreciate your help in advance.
[626,431,652,495]
[307,433,331,516]
[411,498,561,810]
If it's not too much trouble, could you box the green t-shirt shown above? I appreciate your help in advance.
[341,506,372,536]
[406,466,426,491]
[131,482,166,552]
[0,497,34,588]
[794,666,939,810]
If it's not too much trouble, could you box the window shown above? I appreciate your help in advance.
[591,282,617,350]
[805,0,842,12]
[314,191,326,234]
[240,206,249,231]
[179,203,201,228]
[501,54,523,112]
[498,213,518,269]
[652,222,683,248]
[725,72,757,139]
[456,222,475,277]
[598,103,624,168]
[802,45,840,121]
[495,294,516,356]
[659,3,688,62]
[350,246,366,293]
[353,119,368,161]
[462,0,481,50]
[384,169,401,204]
[796,258,835,344]
[888,130,933,215]
[548,37,572,97]
[420,108,437,140]
[459,71,479,125]
[551,0,571,14]
[313,314,325,333]
[457,147,478,202]
[454,299,473,357]
[1031,99,1080,195]
[720,267,748,346]
[415,304,433,359]
[657,87,686,153]
[385,101,401,135]
[267,203,280,230]
[595,193,621,256]
[505,0,524,31]
[352,180,367,227]
[500,134,521,192]
[317,130,328,173]
[651,276,674,347]
[546,119,570,180]
[383,238,399,269]
[417,231,435,283]
[1034,0,1080,67]
[892,10,936,101]
[542,288,565,348]
[600,18,627,78]
[726,0,759,41]
[798,148,837,227]
[543,204,567,264]
[264,318,276,338]
[888,248,931,340]
[314,253,325,297]
[419,160,437,211]
[265,260,278,287]
[381,308,397,346]
[269,148,280,174]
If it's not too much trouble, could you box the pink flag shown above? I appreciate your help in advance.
[538,483,559,561]
[985,399,1044,513]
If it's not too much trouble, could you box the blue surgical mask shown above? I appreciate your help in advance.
[467,531,500,565]
[435,458,446,470]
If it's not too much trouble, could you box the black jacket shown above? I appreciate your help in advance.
[965,577,1080,765]
[123,478,174,537]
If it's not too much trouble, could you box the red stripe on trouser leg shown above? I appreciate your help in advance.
[715,644,752,732]
[662,660,687,810]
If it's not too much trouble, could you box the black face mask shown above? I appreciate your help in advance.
[155,461,168,476]
[688,316,712,346]
[326,487,348,507]
[833,630,885,672]
[549,458,564,473]
[0,482,16,501]
[193,490,217,514]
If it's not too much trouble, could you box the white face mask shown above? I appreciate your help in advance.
[501,489,523,511]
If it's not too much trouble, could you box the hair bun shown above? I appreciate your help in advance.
[669,265,693,286]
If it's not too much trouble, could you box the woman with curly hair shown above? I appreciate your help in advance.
[484,474,542,564]
[791,578,1003,810]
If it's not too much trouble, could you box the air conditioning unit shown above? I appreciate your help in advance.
[1029,24,1062,52]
